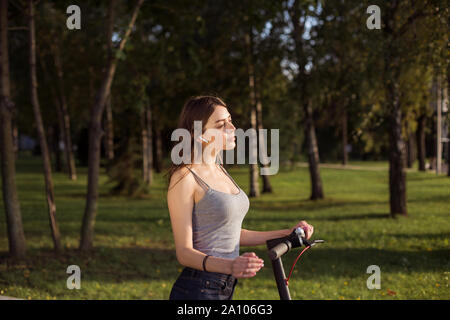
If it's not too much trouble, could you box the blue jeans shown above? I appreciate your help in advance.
[169,267,238,300]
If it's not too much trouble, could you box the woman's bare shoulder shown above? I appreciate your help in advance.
[168,166,195,193]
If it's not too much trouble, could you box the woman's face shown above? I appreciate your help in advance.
[203,106,236,151]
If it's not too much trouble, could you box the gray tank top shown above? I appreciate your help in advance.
[186,164,250,259]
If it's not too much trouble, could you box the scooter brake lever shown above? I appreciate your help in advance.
[309,239,325,247]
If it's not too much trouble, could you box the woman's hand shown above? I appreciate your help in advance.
[291,220,314,240]
[231,252,264,278]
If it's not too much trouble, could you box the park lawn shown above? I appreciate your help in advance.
[0,156,449,300]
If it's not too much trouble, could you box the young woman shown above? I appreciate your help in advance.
[166,95,314,300]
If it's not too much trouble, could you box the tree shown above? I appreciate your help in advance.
[50,38,77,180]
[370,0,447,217]
[28,0,62,251]
[243,1,274,194]
[80,0,144,251]
[312,1,366,166]
[447,66,450,178]
[104,0,116,164]
[0,0,27,258]
[245,25,260,198]
[288,0,324,200]
[34,1,78,180]
[142,96,154,186]
[416,109,428,171]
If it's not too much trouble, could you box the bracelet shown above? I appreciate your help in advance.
[202,255,210,272]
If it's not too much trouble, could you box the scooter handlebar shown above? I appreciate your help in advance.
[268,240,292,260]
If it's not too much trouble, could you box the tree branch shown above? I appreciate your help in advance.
[395,1,431,38]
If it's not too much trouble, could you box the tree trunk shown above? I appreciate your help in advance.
[436,74,442,174]
[142,103,153,185]
[0,0,27,258]
[428,79,436,170]
[28,0,62,251]
[256,90,272,193]
[383,5,409,218]
[12,119,18,157]
[388,100,408,217]
[80,0,143,251]
[384,46,407,216]
[104,94,114,161]
[51,42,77,180]
[406,132,416,169]
[104,0,115,163]
[341,106,348,165]
[38,47,69,175]
[305,101,324,200]
[154,127,163,173]
[249,105,259,198]
[447,134,450,177]
[416,114,426,171]
[447,67,450,177]
[289,0,324,200]
[245,29,260,198]
[88,66,95,105]
[141,107,148,183]
[49,125,62,172]
[448,136,450,177]
[246,19,271,193]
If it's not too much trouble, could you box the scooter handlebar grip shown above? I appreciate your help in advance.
[269,241,291,260]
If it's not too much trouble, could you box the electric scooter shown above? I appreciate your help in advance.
[266,227,324,300]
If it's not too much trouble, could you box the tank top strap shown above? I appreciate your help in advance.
[186,166,211,191]
[218,164,240,190]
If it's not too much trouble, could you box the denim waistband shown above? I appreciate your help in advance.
[181,267,236,283]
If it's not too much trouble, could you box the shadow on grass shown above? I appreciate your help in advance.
[251,247,450,278]
[245,212,391,224]
[407,174,449,182]
[250,199,387,213]
[312,213,391,221]
[407,193,450,203]
[386,232,450,240]
[1,245,449,287]
[0,246,178,284]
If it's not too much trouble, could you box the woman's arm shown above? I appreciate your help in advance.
[240,221,315,247]
[240,228,291,247]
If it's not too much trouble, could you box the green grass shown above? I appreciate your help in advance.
[0,156,449,300]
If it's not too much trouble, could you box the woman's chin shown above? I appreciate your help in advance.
[224,141,236,150]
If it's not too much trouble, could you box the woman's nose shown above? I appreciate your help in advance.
[227,121,236,130]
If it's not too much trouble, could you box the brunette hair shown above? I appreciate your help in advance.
[164,95,227,190]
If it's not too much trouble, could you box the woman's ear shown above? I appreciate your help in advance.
[196,135,209,144]
[195,134,215,144]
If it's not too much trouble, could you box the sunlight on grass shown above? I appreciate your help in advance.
[0,157,449,299]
